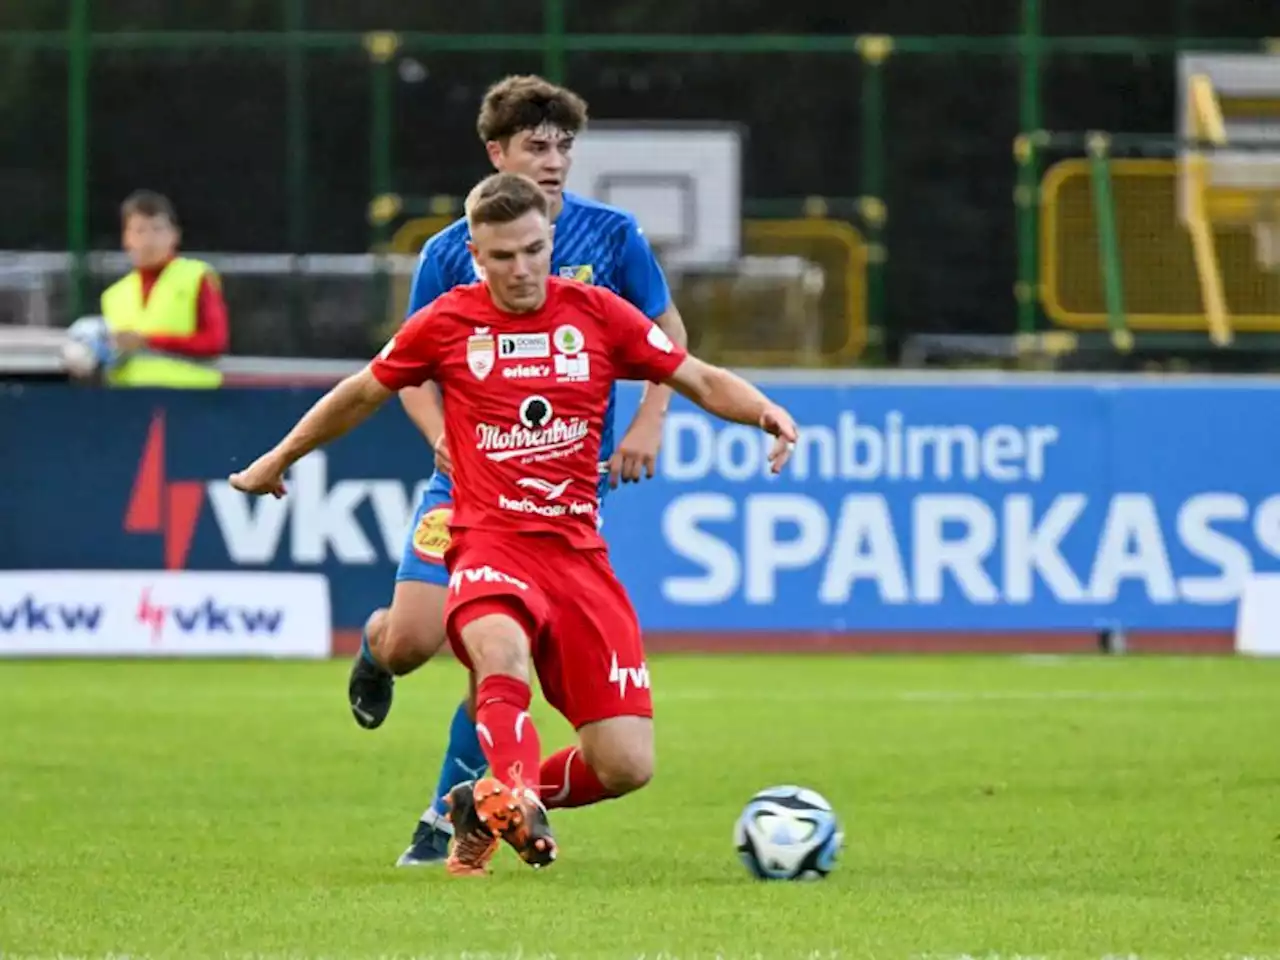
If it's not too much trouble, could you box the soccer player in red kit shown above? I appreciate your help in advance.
[228,172,798,876]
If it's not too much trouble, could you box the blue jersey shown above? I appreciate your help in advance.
[405,191,672,497]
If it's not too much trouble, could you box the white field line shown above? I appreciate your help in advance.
[653,689,1276,704]
[4,953,1275,960]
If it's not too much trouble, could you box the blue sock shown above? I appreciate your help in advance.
[359,628,388,673]
[428,700,489,817]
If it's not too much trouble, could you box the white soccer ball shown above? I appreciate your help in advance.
[61,315,109,377]
[60,337,98,377]
[734,785,843,881]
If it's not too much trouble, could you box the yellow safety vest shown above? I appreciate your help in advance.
[100,257,224,388]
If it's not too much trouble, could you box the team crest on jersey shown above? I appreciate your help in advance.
[467,327,496,380]
[553,324,589,383]
[558,264,595,284]
[554,325,585,356]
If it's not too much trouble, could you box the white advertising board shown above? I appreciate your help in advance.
[0,570,331,658]
[1235,572,1280,657]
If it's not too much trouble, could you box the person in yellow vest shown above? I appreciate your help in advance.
[99,190,228,388]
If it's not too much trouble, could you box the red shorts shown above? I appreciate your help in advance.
[443,531,652,730]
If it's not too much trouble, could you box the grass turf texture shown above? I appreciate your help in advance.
[1,655,1277,960]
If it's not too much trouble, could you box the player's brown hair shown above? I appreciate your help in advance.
[120,190,179,227]
[476,74,588,143]
[465,173,551,228]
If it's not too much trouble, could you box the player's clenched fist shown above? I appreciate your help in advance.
[228,453,288,498]
[759,404,799,475]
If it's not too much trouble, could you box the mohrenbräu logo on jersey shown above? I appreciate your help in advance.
[475,395,589,463]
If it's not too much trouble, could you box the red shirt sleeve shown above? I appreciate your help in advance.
[599,287,688,383]
[369,301,445,391]
[144,273,230,358]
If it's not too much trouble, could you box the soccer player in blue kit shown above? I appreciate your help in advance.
[346,74,689,866]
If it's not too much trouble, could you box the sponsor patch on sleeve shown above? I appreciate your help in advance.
[412,505,453,563]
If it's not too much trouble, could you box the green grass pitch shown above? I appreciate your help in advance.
[2,654,1278,960]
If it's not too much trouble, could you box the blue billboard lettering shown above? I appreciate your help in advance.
[236,606,284,633]
[205,484,289,564]
[1002,493,1086,603]
[205,452,430,565]
[1177,494,1252,603]
[821,494,909,604]
[5,380,1280,632]
[137,590,285,636]
[168,599,284,634]
[664,412,1062,485]
[745,494,832,603]
[660,494,740,604]
[0,596,105,632]
[659,488,1280,611]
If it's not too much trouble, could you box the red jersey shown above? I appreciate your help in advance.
[369,277,687,550]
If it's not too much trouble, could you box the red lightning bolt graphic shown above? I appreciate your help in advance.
[124,411,205,569]
[135,588,167,645]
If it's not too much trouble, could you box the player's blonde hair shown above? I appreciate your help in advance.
[465,172,551,229]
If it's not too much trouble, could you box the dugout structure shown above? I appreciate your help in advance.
[388,212,868,370]
[1036,52,1280,353]
[11,16,1280,370]
[388,120,870,373]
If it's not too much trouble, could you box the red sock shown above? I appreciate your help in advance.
[538,746,617,810]
[474,675,542,793]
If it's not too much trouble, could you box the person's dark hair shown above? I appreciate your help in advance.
[476,74,588,143]
[120,190,179,228]
[465,173,551,228]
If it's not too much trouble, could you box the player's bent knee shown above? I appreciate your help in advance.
[579,716,655,796]
[379,582,450,675]
[593,748,653,796]
[364,607,389,644]
[363,606,403,670]
[381,618,446,675]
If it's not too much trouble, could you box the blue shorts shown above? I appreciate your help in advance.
[396,472,456,586]
[396,469,611,586]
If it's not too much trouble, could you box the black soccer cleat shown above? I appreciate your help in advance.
[347,653,394,729]
[443,780,500,875]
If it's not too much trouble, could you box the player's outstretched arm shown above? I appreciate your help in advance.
[663,355,799,475]
[228,367,393,497]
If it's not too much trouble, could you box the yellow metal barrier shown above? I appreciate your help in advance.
[385,213,457,329]
[387,214,868,366]
[1040,158,1280,332]
[1185,74,1232,344]
[390,214,457,257]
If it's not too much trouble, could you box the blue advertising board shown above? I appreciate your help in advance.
[3,376,1278,633]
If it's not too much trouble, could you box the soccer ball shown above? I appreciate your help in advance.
[60,337,98,378]
[61,316,110,378]
[734,785,843,881]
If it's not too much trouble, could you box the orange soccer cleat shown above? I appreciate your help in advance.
[442,781,500,876]
[470,770,558,869]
